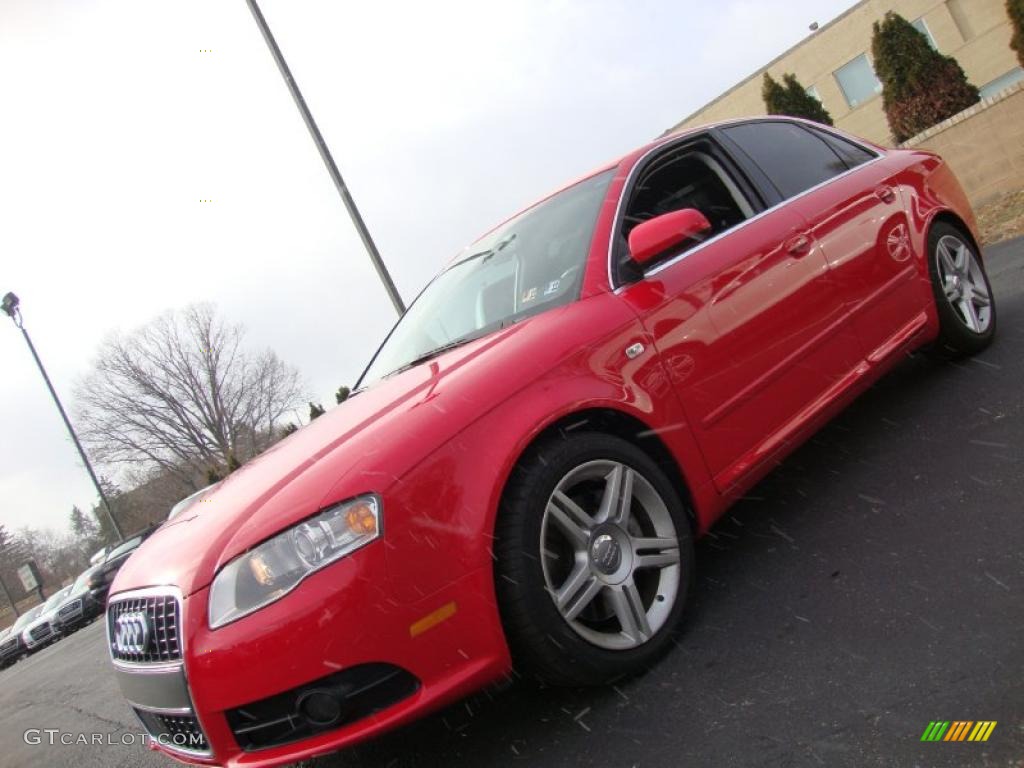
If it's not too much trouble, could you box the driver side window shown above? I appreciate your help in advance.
[619,142,755,276]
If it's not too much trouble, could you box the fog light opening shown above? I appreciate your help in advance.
[296,690,345,727]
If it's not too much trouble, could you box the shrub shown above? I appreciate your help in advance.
[1010,0,1024,68]
[872,12,979,142]
[762,73,834,125]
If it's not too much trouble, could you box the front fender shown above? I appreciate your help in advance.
[381,296,718,605]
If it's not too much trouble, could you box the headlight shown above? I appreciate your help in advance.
[208,494,382,629]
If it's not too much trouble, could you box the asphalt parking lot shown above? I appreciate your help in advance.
[1,238,1022,768]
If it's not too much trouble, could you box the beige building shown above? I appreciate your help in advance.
[670,0,1023,145]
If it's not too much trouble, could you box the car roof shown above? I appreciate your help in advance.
[458,116,809,255]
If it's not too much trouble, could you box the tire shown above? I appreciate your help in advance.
[494,432,694,687]
[926,222,996,358]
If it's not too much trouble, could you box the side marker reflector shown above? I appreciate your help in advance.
[409,601,457,638]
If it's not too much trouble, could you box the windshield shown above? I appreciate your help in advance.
[105,535,142,561]
[72,569,95,592]
[14,606,43,630]
[44,587,69,611]
[358,169,615,386]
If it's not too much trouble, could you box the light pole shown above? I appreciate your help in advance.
[243,0,406,315]
[2,292,124,542]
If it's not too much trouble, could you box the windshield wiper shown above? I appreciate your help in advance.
[458,233,517,265]
[385,336,482,378]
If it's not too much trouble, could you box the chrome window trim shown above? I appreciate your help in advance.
[607,119,883,291]
[107,585,214,759]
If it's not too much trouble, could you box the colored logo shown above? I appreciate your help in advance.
[921,721,996,742]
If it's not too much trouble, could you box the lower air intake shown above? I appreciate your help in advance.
[226,663,420,751]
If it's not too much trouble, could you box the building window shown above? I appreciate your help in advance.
[834,54,882,109]
[911,18,937,49]
[805,84,822,102]
[979,67,1024,99]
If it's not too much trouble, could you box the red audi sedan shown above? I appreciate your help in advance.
[107,117,995,766]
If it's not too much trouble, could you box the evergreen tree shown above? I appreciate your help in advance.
[309,402,326,420]
[280,423,299,437]
[762,73,833,125]
[335,386,351,404]
[91,479,126,544]
[1010,0,1024,68]
[69,505,100,540]
[872,12,979,142]
[0,525,30,587]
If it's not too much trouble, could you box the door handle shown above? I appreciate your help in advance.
[785,233,812,257]
[874,185,896,204]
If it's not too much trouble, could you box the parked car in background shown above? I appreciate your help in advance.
[2,610,36,668]
[89,546,111,566]
[4,606,43,665]
[0,627,22,669]
[55,566,105,632]
[106,117,995,767]
[23,586,71,653]
[88,527,159,603]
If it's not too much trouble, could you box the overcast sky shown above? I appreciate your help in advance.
[0,0,856,534]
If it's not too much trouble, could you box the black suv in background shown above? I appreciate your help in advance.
[54,565,105,632]
[86,526,159,603]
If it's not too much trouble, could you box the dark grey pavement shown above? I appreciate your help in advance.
[2,238,1022,768]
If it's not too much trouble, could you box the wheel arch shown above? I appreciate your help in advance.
[929,210,982,256]
[501,406,700,535]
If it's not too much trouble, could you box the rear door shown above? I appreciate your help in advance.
[719,121,928,359]
[613,134,862,493]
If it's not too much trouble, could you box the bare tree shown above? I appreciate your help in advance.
[76,304,304,488]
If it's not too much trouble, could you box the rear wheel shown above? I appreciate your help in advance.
[927,223,996,357]
[495,432,693,686]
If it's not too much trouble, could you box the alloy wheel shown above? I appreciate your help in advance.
[935,234,992,334]
[539,460,681,650]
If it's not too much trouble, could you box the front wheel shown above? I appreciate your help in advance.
[494,432,693,686]
[927,223,996,357]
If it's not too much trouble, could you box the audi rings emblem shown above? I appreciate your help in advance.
[113,611,151,655]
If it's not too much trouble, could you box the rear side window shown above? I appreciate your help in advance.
[810,127,876,169]
[722,121,852,199]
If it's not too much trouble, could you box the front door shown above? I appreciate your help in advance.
[613,135,861,493]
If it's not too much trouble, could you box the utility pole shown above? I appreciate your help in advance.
[244,0,406,315]
[2,292,124,542]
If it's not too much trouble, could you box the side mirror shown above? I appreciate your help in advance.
[628,208,712,267]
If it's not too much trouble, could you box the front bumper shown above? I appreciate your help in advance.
[25,623,60,651]
[0,639,23,665]
[108,550,509,767]
[57,597,101,631]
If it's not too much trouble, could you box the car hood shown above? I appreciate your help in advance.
[111,311,577,600]
[111,294,640,602]
[65,584,91,602]
[24,615,54,634]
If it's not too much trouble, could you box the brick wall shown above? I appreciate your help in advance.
[902,82,1024,206]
